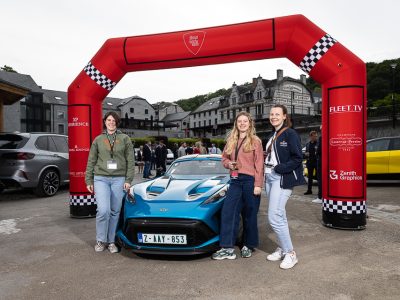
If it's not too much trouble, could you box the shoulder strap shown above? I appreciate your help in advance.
[266,127,289,155]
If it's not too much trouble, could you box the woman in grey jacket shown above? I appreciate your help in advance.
[264,104,306,269]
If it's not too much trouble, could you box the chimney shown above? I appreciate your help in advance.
[300,74,307,85]
[277,69,283,82]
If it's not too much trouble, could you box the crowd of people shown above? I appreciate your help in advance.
[85,105,323,270]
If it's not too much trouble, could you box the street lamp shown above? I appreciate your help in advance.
[391,63,397,129]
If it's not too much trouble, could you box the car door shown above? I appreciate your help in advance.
[388,138,400,174]
[50,136,69,183]
[366,138,390,174]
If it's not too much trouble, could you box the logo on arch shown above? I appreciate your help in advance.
[183,31,206,55]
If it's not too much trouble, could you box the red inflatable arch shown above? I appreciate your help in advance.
[68,14,367,229]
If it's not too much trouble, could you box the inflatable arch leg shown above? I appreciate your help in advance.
[68,14,366,229]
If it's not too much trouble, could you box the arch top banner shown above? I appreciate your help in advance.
[68,14,367,229]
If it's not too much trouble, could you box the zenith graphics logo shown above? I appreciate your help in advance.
[183,31,206,55]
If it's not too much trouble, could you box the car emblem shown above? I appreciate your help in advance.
[159,208,168,212]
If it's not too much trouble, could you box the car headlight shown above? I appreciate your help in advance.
[202,186,228,205]
[126,186,135,204]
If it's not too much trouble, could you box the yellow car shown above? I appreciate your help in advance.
[366,136,400,178]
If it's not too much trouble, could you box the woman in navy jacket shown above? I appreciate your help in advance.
[264,104,306,270]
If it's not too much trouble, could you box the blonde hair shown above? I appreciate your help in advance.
[224,111,261,155]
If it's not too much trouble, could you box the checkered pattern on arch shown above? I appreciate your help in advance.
[323,199,366,215]
[70,194,96,206]
[299,34,337,73]
[83,62,117,91]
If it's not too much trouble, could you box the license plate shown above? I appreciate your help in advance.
[137,233,187,245]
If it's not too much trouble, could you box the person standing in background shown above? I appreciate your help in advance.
[312,125,323,204]
[304,131,318,195]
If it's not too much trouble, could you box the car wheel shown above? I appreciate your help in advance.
[35,169,60,197]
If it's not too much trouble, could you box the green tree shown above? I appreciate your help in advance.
[1,65,17,72]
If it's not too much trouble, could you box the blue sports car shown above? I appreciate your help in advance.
[116,154,230,255]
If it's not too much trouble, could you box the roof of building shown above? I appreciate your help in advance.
[0,70,42,93]
[161,111,190,122]
[118,95,154,109]
[42,89,123,109]
[191,96,225,113]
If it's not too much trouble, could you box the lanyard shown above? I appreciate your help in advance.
[234,137,246,161]
[106,132,117,159]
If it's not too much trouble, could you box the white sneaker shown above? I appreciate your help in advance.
[266,247,284,261]
[280,251,298,269]
[312,198,322,204]
[108,243,119,253]
[94,241,105,252]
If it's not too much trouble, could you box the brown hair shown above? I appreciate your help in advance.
[103,112,121,127]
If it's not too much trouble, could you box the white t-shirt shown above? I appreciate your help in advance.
[265,133,278,173]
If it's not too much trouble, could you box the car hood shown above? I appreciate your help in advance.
[135,174,229,201]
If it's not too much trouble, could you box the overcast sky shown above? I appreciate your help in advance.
[2,0,399,103]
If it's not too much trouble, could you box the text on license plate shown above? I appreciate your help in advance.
[137,233,187,245]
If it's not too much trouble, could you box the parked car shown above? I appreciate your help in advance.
[166,148,174,164]
[0,132,69,196]
[116,154,230,255]
[366,136,400,179]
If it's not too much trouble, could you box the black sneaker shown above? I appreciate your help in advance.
[241,246,252,258]
[211,248,236,260]
[304,191,312,195]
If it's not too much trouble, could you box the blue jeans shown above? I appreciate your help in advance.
[265,170,293,253]
[143,161,151,178]
[219,174,261,248]
[94,176,125,243]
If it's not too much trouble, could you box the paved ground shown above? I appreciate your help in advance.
[1,175,399,300]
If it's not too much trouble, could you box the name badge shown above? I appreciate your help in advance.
[107,160,118,170]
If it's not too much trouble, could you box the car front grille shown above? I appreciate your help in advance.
[123,218,217,247]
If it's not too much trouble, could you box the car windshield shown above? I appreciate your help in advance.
[0,134,29,149]
[166,159,229,176]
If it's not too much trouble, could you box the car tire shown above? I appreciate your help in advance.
[35,169,60,197]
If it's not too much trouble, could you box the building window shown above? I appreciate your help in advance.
[145,109,148,114]
[232,109,236,119]
[204,120,206,126]
[204,112,206,117]
[246,107,250,113]
[209,111,211,116]
[57,111,65,119]
[198,121,201,127]
[130,108,134,113]
[257,90,262,99]
[227,110,230,119]
[232,97,236,105]
[214,118,217,125]
[209,120,211,126]
[58,124,65,134]
[220,111,224,120]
